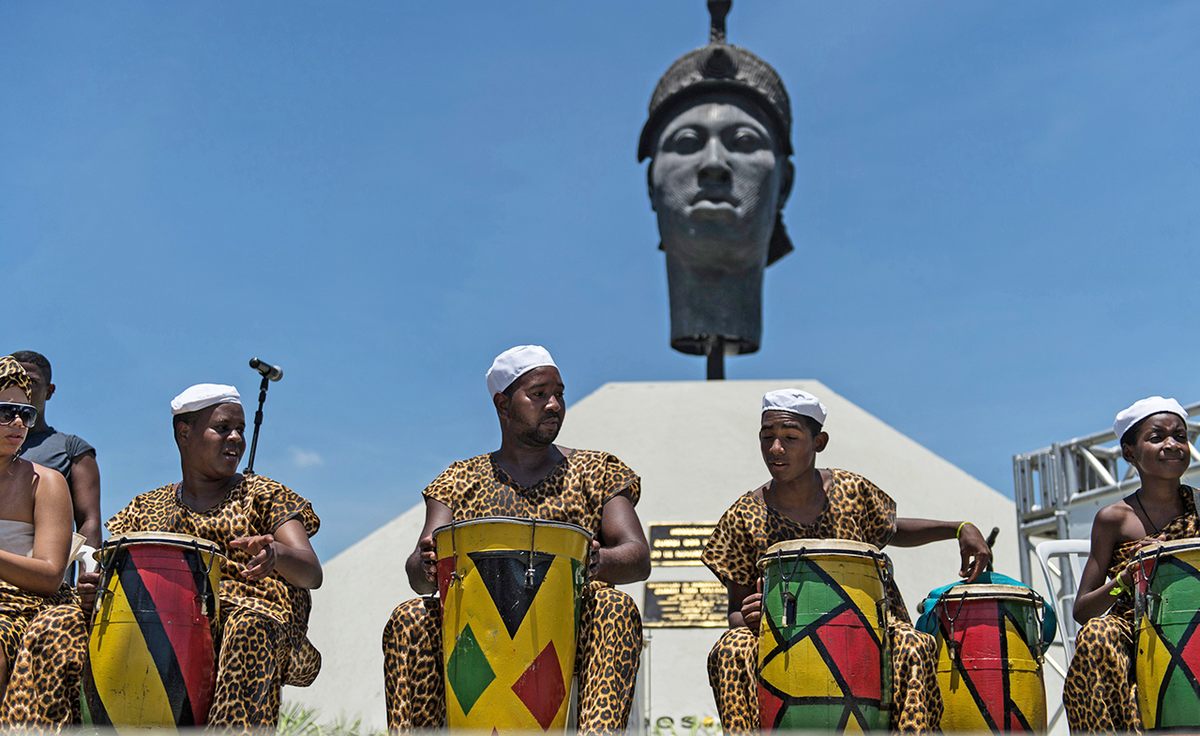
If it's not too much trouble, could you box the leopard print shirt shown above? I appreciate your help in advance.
[703,469,896,588]
[106,474,319,626]
[422,449,640,536]
[703,469,912,621]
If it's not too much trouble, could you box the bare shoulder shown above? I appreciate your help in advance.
[1094,500,1133,527]
[29,461,68,495]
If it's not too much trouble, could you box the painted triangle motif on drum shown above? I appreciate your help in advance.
[468,551,554,638]
[446,624,495,715]
[511,641,566,731]
[813,607,882,700]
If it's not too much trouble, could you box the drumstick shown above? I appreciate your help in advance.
[985,527,999,572]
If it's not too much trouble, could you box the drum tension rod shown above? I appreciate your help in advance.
[525,520,537,589]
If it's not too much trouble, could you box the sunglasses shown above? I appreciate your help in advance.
[0,402,38,428]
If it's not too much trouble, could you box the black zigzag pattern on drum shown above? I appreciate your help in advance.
[116,552,197,725]
[468,551,553,638]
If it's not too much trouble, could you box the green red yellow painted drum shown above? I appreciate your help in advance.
[756,539,892,732]
[1134,538,1200,729]
[82,531,222,730]
[931,584,1047,732]
[434,517,591,733]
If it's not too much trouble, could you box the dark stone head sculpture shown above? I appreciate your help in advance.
[639,0,794,363]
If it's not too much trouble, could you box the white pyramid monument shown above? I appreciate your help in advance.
[287,380,1063,732]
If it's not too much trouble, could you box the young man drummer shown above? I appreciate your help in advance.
[0,356,76,718]
[5,383,324,728]
[1063,396,1195,732]
[702,389,992,734]
[383,345,651,734]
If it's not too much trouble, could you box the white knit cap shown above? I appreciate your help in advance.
[170,384,242,416]
[762,389,827,426]
[1113,396,1188,442]
[486,345,559,396]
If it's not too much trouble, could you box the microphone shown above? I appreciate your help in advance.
[249,357,284,382]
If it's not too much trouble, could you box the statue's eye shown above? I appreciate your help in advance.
[729,128,765,152]
[669,128,704,154]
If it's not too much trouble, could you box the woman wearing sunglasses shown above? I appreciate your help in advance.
[0,355,74,708]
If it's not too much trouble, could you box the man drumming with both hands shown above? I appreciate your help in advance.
[3,382,324,729]
[383,345,650,734]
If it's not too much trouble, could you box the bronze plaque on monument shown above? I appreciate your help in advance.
[649,522,716,566]
[643,580,728,628]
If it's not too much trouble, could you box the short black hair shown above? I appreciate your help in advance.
[1119,422,1141,450]
[10,351,50,382]
[799,415,824,437]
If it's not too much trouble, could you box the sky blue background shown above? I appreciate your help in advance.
[4,3,1198,559]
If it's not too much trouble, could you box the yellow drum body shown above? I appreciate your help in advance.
[434,517,591,733]
[756,539,892,731]
[1134,538,1200,729]
[83,531,222,730]
[932,584,1047,732]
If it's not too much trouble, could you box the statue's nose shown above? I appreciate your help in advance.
[698,139,732,184]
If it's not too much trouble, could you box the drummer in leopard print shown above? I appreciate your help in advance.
[383,346,651,734]
[702,389,993,734]
[1064,396,1196,733]
[1,382,324,730]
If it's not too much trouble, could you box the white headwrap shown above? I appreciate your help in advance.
[486,345,559,396]
[1113,396,1188,442]
[762,389,827,427]
[170,384,242,416]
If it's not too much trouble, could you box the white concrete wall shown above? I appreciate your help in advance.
[289,380,1051,733]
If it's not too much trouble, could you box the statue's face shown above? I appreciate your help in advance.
[649,91,788,271]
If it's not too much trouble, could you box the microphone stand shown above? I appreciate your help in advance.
[244,375,270,476]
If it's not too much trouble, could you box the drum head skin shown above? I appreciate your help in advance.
[759,538,883,569]
[1132,537,1200,563]
[100,531,224,558]
[941,584,1045,603]
[432,516,592,543]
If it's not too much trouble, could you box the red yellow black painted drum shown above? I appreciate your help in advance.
[1133,538,1200,729]
[932,584,1047,732]
[82,531,222,729]
[434,517,591,733]
[756,539,892,731]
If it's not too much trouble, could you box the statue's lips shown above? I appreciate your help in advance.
[689,197,739,215]
[691,192,738,206]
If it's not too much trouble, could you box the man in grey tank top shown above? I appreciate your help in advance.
[12,351,101,548]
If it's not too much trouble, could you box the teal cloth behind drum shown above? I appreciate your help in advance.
[915,571,1056,650]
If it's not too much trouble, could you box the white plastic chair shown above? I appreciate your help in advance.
[1035,538,1090,661]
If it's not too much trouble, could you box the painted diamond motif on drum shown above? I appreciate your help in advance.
[512,641,566,731]
[447,625,494,715]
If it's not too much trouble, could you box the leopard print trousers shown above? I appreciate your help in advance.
[1063,614,1142,733]
[707,621,942,734]
[383,581,642,734]
[0,604,314,731]
[0,603,89,729]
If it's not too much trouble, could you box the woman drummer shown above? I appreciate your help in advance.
[0,356,75,704]
[701,388,992,734]
[1064,396,1195,732]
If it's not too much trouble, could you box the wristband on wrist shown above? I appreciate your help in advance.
[956,521,971,539]
[1110,574,1128,597]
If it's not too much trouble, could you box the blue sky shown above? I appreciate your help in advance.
[4,3,1198,559]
